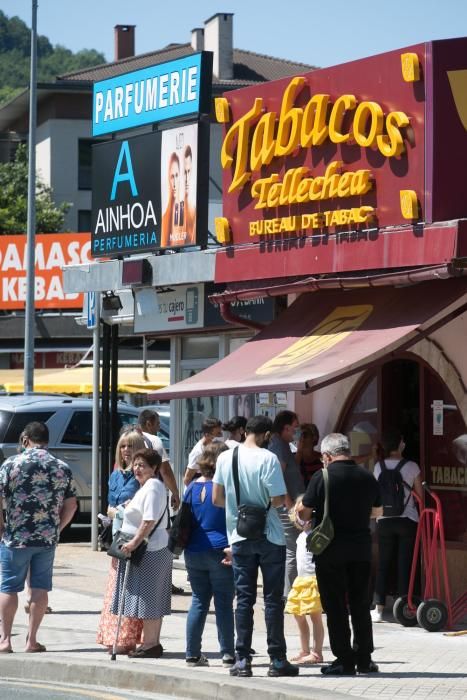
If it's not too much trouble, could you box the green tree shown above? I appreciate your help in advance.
[0,10,106,106]
[0,144,71,233]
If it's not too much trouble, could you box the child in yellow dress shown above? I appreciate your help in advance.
[285,496,324,664]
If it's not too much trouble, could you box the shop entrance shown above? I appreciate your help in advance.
[381,359,420,464]
[340,354,467,545]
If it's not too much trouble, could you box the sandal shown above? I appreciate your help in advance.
[25,643,46,653]
[291,652,313,664]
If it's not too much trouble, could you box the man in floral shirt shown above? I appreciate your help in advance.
[0,421,77,653]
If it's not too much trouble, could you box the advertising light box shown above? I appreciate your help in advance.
[91,123,209,258]
[0,233,91,309]
[214,38,467,283]
[92,53,212,136]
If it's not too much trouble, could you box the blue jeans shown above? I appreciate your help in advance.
[231,537,286,661]
[185,548,235,658]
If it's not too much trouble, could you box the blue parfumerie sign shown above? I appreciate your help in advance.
[93,53,206,136]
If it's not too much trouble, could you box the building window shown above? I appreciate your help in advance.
[78,139,95,190]
[78,210,92,232]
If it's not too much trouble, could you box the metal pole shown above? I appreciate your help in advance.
[91,295,101,551]
[24,0,38,394]
[109,324,119,468]
[101,323,111,512]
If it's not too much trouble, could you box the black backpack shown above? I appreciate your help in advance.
[378,459,410,516]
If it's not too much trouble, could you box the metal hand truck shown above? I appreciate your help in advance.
[393,482,467,631]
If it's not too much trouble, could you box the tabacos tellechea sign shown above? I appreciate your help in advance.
[92,53,207,136]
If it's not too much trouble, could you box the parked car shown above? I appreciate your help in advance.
[0,394,140,519]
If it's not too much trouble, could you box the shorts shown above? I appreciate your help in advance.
[0,544,56,593]
[285,574,323,616]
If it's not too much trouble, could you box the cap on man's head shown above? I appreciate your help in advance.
[23,421,49,444]
[246,415,273,435]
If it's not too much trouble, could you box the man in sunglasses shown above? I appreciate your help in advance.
[298,433,382,676]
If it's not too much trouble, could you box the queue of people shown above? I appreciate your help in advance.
[0,407,419,682]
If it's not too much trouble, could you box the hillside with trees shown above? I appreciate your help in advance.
[0,10,106,104]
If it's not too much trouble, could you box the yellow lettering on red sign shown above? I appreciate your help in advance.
[219,79,411,194]
[255,305,373,376]
[248,207,374,236]
[431,465,467,488]
[251,161,373,210]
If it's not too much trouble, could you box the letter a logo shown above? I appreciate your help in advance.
[110,141,138,200]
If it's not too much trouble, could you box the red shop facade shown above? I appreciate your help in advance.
[156,38,467,600]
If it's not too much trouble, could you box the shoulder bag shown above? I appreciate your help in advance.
[306,467,334,555]
[167,486,194,555]
[107,506,167,566]
[232,446,270,540]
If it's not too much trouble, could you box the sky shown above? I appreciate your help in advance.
[2,0,467,69]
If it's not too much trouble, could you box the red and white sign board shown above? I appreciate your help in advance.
[0,233,91,309]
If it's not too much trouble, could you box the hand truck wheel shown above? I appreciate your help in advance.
[416,599,448,632]
[393,595,421,626]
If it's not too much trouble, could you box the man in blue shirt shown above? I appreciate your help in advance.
[213,415,299,679]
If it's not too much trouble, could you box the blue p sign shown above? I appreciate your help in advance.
[87,292,97,330]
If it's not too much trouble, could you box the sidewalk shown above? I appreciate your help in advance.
[1,543,466,700]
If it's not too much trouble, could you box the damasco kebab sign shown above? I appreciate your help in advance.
[0,233,91,309]
[214,39,467,250]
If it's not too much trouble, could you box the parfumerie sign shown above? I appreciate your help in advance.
[92,53,211,136]
[92,123,208,257]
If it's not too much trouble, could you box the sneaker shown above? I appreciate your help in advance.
[371,608,383,623]
[267,659,300,677]
[186,654,209,667]
[222,654,235,666]
[229,658,252,677]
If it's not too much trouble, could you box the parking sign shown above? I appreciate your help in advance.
[86,291,96,330]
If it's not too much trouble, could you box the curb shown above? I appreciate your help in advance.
[0,655,364,700]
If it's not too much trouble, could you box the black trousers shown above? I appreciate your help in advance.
[375,517,417,605]
[316,557,374,667]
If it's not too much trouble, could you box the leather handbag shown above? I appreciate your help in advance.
[232,446,270,540]
[306,467,334,555]
[167,487,194,555]
[107,507,167,566]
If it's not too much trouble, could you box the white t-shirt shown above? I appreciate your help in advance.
[373,458,420,522]
[186,438,206,471]
[142,432,169,462]
[296,530,316,577]
[121,477,168,551]
[225,438,241,449]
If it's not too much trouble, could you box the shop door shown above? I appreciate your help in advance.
[381,359,421,464]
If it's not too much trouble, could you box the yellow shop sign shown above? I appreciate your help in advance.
[219,77,411,194]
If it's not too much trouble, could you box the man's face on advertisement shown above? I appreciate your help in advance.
[169,159,179,197]
[184,155,192,194]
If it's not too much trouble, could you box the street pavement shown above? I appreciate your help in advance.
[0,543,466,700]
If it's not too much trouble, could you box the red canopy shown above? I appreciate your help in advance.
[152,277,467,399]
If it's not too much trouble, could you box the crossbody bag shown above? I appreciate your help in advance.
[232,446,270,540]
[306,467,334,555]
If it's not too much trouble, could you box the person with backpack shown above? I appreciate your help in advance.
[372,428,423,623]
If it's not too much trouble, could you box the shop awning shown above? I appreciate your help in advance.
[0,366,169,395]
[152,277,467,400]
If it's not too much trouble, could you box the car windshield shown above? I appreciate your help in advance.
[0,410,55,443]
